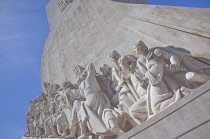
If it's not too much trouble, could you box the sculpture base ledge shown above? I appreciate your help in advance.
[22,81,210,139]
[118,81,210,139]
[22,137,58,139]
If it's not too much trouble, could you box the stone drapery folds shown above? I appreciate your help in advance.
[24,41,210,139]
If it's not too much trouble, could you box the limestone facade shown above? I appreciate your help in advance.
[42,0,210,87]
[23,0,210,139]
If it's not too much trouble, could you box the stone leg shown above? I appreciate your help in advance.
[57,123,63,136]
[186,72,210,83]
[35,127,42,137]
[181,72,210,94]
[58,124,70,138]
[78,122,88,139]
[119,94,134,113]
[109,118,125,136]
[28,124,34,136]
[65,124,77,139]
[129,95,148,125]
[30,124,35,137]
[48,125,59,138]
[105,111,125,136]
[42,119,51,137]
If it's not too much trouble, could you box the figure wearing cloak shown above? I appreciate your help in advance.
[134,40,210,89]
[136,55,182,115]
[76,63,124,137]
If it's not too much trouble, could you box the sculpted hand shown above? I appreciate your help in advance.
[169,64,177,72]
[166,64,186,72]
[134,72,147,80]
[116,86,121,92]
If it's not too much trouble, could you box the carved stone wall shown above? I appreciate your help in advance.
[42,0,210,87]
[22,81,210,139]
[22,0,210,139]
[119,81,210,139]
[58,0,73,12]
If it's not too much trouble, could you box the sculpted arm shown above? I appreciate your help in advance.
[85,63,96,78]
[145,61,164,85]
[79,83,85,97]
[154,48,180,66]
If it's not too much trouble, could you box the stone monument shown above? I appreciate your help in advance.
[23,0,210,139]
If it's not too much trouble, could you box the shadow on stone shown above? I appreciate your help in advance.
[111,0,149,4]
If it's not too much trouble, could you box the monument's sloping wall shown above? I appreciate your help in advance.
[23,1,210,138]
[119,81,210,139]
[41,0,210,87]
[41,0,210,84]
[22,81,210,139]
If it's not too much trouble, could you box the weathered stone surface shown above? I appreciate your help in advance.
[118,81,210,139]
[22,81,210,138]
[42,0,210,87]
[23,0,210,139]
[58,0,73,12]
[26,40,210,138]
[22,137,57,139]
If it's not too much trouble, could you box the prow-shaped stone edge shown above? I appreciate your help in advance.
[118,80,210,139]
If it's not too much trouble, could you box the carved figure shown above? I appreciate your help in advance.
[56,97,70,138]
[134,40,210,89]
[48,99,59,138]
[62,81,86,139]
[136,54,182,115]
[109,50,136,112]
[97,64,118,106]
[34,98,43,137]
[117,55,148,125]
[24,40,210,138]
[75,63,124,138]
[25,100,36,137]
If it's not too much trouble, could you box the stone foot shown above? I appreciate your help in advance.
[49,133,59,138]
[78,134,88,139]
[110,126,125,136]
[65,134,75,139]
[58,133,68,139]
[41,134,48,138]
[181,86,193,95]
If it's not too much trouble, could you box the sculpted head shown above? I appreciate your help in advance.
[54,93,61,104]
[109,50,121,62]
[62,81,74,90]
[73,65,85,77]
[73,65,86,85]
[38,94,44,101]
[30,99,38,105]
[118,56,132,74]
[134,40,148,56]
[49,101,55,115]
[29,100,34,104]
[100,64,111,75]
[45,83,51,91]
[43,99,48,106]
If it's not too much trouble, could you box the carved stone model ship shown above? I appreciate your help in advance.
[23,0,210,138]
[24,40,210,139]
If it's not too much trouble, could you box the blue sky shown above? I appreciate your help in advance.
[0,0,209,139]
[148,0,210,8]
[0,0,49,138]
